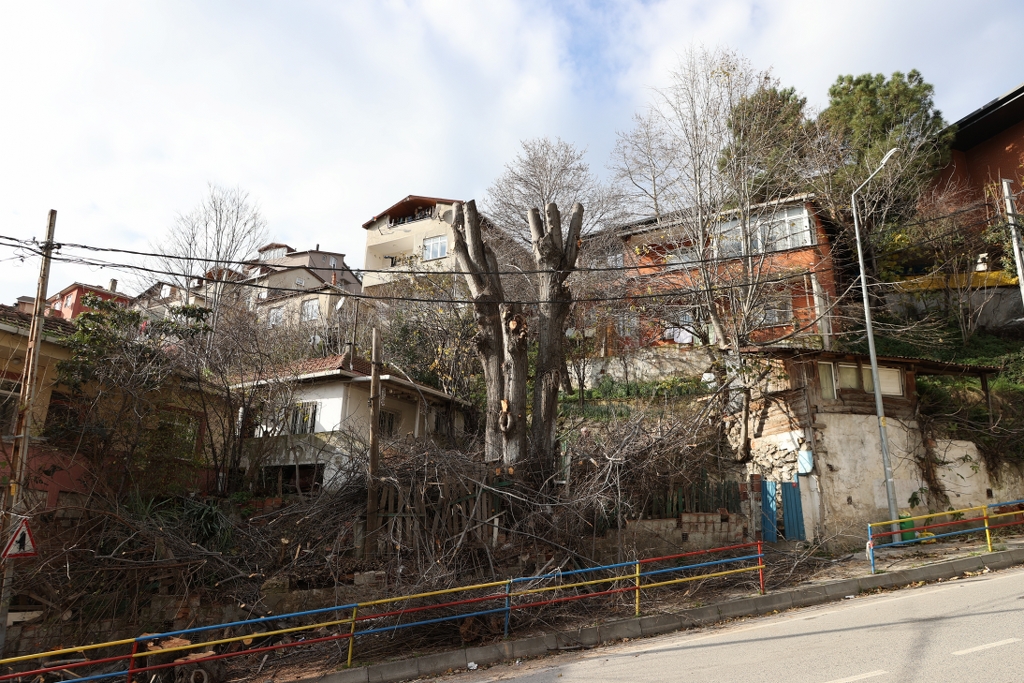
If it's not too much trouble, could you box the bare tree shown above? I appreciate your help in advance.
[485,137,619,245]
[610,110,678,223]
[610,47,820,459]
[152,184,268,316]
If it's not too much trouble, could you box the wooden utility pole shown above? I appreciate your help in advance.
[0,210,56,653]
[1001,179,1024,309]
[363,328,380,559]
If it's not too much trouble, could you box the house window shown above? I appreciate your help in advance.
[606,252,624,269]
[261,247,286,260]
[379,409,398,437]
[52,300,61,311]
[665,249,698,269]
[422,235,448,261]
[160,284,172,299]
[0,380,21,436]
[64,294,73,308]
[753,207,813,252]
[835,363,903,396]
[329,256,338,269]
[301,299,320,322]
[289,401,319,435]
[268,307,284,326]
[818,362,837,400]
[433,410,448,435]
[762,297,793,327]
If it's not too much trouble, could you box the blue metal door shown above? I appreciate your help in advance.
[781,478,805,541]
[760,480,777,542]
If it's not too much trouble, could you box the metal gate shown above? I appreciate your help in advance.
[761,479,806,542]
[781,478,805,541]
[761,480,777,542]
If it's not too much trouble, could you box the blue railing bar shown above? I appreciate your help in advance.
[510,559,640,583]
[872,525,987,549]
[354,606,509,638]
[133,601,361,642]
[638,554,762,579]
[988,498,1024,508]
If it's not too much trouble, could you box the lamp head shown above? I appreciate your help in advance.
[880,147,900,167]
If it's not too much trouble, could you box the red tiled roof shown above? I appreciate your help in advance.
[287,353,373,377]
[0,305,75,338]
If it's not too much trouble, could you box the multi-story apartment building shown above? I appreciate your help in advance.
[361,195,461,290]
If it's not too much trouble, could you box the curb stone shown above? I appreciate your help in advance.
[302,548,1024,683]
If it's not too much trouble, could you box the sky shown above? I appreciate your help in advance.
[1,0,1022,301]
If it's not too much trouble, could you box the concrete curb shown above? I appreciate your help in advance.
[309,548,1024,683]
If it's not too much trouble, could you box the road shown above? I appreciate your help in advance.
[446,566,1024,683]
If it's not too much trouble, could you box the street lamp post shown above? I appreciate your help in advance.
[851,147,901,529]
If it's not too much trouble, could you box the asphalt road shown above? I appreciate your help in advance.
[447,566,1024,683]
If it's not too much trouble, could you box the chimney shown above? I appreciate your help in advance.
[332,272,337,285]
[108,279,118,292]
[316,243,320,251]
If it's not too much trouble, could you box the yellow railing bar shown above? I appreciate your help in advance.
[642,565,764,590]
[984,507,993,552]
[0,637,138,665]
[128,615,358,659]
[347,606,358,668]
[868,505,985,528]
[986,509,1024,520]
[355,579,509,609]
[512,572,634,596]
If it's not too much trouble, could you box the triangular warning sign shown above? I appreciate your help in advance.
[2,519,37,559]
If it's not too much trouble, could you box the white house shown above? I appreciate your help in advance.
[244,354,467,493]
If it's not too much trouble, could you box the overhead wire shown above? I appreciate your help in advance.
[0,202,1007,307]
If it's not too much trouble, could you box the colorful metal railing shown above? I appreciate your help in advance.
[0,542,764,681]
[867,498,1024,573]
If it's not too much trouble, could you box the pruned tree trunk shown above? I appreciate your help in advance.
[451,200,528,464]
[530,203,585,468]
[452,200,584,466]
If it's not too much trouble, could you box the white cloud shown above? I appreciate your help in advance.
[0,0,1021,301]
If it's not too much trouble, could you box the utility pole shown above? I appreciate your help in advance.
[1001,179,1024,309]
[851,149,901,532]
[363,328,380,559]
[0,210,56,653]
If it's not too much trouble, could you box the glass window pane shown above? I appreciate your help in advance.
[837,364,859,389]
[861,367,874,393]
[878,368,903,396]
[818,362,836,399]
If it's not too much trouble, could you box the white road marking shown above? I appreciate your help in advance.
[952,637,1020,656]
[822,671,887,683]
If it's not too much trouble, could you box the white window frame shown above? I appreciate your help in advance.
[268,307,284,326]
[818,362,837,400]
[160,284,172,299]
[422,235,448,261]
[301,298,320,322]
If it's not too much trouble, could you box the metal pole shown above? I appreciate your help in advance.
[0,210,57,653]
[363,328,380,560]
[850,150,900,531]
[1000,179,1024,308]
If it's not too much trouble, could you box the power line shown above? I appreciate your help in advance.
[0,195,1003,279]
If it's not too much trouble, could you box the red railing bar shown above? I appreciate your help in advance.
[869,516,986,539]
[638,542,759,565]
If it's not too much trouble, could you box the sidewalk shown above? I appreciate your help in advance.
[298,536,1024,683]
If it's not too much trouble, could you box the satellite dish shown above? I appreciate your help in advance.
[441,209,454,224]
[336,296,347,311]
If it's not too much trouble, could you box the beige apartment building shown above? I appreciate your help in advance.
[361,195,461,290]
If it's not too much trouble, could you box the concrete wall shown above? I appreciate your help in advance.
[806,413,1024,544]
